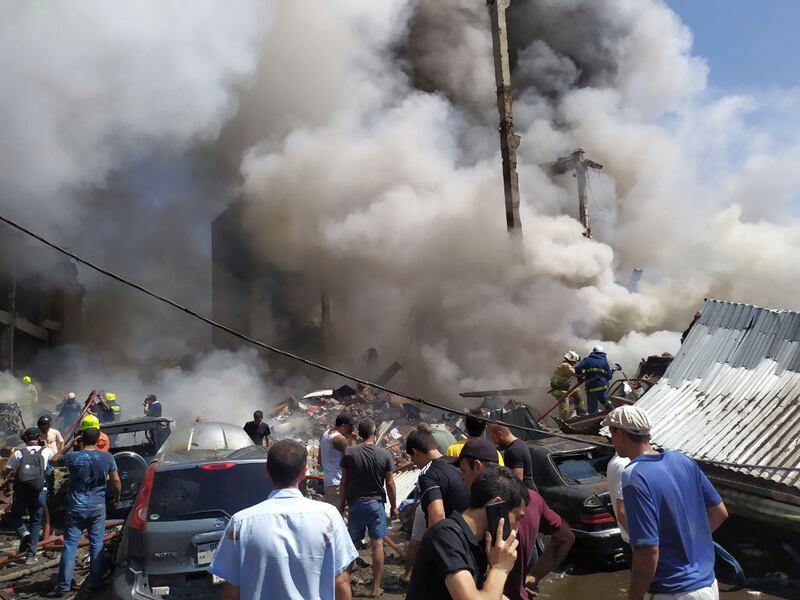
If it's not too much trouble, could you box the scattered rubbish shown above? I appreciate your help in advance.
[269,384,436,472]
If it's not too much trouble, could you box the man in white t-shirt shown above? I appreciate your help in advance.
[1,427,53,564]
[606,452,631,545]
[320,413,356,506]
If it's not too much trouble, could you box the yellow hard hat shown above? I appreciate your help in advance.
[106,392,116,401]
[80,414,101,431]
[22,376,32,383]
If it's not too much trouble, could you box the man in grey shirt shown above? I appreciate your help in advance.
[339,419,398,598]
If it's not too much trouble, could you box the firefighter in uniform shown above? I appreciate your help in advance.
[105,392,122,422]
[549,351,587,420]
[21,376,38,406]
[92,390,121,424]
[575,345,615,414]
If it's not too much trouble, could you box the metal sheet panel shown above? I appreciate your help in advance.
[385,469,421,515]
[637,299,800,490]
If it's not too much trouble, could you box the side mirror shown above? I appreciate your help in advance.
[614,363,623,371]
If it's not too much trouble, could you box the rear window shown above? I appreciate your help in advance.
[553,453,610,484]
[108,429,157,455]
[148,462,273,522]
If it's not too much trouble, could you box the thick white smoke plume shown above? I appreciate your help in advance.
[0,1,266,366]
[3,0,800,416]
[237,0,800,405]
[0,1,263,215]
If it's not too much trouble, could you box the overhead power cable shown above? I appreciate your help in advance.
[6,212,800,473]
[0,213,605,447]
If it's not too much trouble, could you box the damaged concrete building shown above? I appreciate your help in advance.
[211,201,328,375]
[0,225,85,373]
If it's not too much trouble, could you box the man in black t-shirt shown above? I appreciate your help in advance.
[340,419,398,598]
[243,411,271,447]
[402,429,470,582]
[409,429,470,524]
[406,466,527,600]
[489,424,536,490]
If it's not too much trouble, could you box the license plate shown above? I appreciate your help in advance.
[196,542,218,565]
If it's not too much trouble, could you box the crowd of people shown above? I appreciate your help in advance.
[1,385,164,596]
[2,378,728,600]
[18,378,165,432]
[209,404,729,600]
[2,413,119,596]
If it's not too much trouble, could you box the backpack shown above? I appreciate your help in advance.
[15,447,45,493]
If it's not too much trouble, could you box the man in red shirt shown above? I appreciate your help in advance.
[458,439,575,600]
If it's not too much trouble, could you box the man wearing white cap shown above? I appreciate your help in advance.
[602,406,728,600]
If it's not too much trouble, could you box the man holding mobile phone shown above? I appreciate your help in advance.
[406,466,527,600]
[459,439,575,600]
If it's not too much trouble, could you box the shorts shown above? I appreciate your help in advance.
[324,485,341,506]
[649,580,718,600]
[410,504,427,542]
[347,499,388,542]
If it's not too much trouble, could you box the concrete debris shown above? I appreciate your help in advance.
[0,404,25,449]
[270,385,439,473]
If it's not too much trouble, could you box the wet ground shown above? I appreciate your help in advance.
[536,570,786,600]
[2,553,794,600]
[354,565,788,600]
[347,546,794,600]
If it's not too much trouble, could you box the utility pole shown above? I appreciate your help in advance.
[542,148,603,238]
[487,0,523,236]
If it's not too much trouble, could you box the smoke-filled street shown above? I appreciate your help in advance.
[1,1,800,599]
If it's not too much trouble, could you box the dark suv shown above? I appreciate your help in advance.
[101,417,173,516]
[528,436,626,568]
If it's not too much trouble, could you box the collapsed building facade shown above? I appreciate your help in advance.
[637,299,800,532]
[211,201,329,379]
[0,225,85,374]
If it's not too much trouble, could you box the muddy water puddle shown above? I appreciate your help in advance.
[537,570,787,600]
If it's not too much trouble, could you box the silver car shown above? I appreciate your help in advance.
[112,422,272,600]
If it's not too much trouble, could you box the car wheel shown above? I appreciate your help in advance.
[112,451,148,507]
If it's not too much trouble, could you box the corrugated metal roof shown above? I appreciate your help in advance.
[636,299,800,490]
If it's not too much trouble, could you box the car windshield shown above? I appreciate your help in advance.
[554,453,609,484]
[148,462,273,522]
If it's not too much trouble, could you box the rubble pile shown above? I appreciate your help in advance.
[268,385,438,472]
[0,404,25,450]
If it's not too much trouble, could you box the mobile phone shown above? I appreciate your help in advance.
[486,499,511,546]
